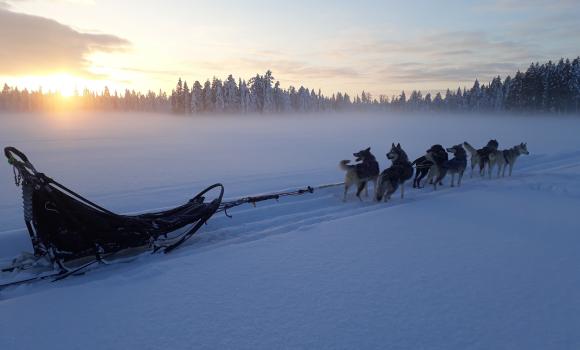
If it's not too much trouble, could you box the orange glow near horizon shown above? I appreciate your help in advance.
[3,73,125,96]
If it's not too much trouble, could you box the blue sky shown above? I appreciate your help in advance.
[0,0,578,96]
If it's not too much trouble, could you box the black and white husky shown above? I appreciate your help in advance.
[424,144,448,187]
[488,142,529,178]
[427,144,467,189]
[339,147,380,201]
[411,155,432,188]
[463,139,499,177]
[375,143,413,202]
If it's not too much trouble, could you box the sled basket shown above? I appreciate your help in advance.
[4,147,224,264]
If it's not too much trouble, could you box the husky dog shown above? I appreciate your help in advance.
[411,155,432,188]
[444,144,468,187]
[488,142,529,178]
[463,140,499,178]
[424,144,448,186]
[375,143,413,202]
[339,147,380,201]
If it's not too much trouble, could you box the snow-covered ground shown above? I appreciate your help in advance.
[1,112,580,349]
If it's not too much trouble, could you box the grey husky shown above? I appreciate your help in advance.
[463,139,499,177]
[339,147,380,201]
[375,143,414,202]
[488,142,529,178]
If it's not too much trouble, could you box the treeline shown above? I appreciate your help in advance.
[1,58,580,114]
[404,57,580,113]
[0,86,169,112]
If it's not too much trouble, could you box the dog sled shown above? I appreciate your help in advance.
[1,147,318,288]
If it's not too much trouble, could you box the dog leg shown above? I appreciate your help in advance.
[450,173,455,187]
[509,163,514,176]
[400,181,405,199]
[343,181,350,202]
[428,166,438,185]
[356,181,366,201]
[458,171,464,187]
[417,170,427,188]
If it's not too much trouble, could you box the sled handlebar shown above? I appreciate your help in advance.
[5,147,29,163]
[4,146,38,176]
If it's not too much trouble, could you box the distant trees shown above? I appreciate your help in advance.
[0,83,170,112]
[1,57,580,114]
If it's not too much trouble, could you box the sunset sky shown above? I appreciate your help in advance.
[1,0,579,97]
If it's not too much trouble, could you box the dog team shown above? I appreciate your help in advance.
[340,140,529,202]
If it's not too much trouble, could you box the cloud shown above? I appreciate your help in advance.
[0,6,129,77]
[480,0,578,11]
[189,55,360,84]
[324,30,547,86]
[377,62,520,85]
[334,31,534,61]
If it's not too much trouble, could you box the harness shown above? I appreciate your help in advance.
[356,159,379,179]
[503,150,511,165]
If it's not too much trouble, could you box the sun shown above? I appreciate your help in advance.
[43,73,78,97]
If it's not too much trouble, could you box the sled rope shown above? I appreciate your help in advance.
[218,182,344,217]
[219,186,314,217]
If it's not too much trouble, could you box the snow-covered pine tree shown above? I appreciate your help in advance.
[211,78,224,113]
[203,80,212,112]
[542,62,559,112]
[191,81,203,114]
[488,76,504,111]
[424,93,432,110]
[174,78,184,113]
[263,70,275,113]
[183,81,190,114]
[571,57,580,112]
[223,75,239,112]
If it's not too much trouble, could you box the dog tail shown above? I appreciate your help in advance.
[463,142,477,156]
[339,160,352,171]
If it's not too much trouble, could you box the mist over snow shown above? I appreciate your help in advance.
[1,111,580,349]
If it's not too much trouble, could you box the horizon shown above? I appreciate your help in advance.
[1,0,579,98]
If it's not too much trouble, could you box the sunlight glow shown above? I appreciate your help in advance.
[3,73,125,96]
[51,73,77,97]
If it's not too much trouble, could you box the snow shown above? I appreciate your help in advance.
[1,112,580,349]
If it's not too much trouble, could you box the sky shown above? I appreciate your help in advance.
[0,0,579,97]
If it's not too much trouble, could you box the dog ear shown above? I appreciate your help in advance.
[392,143,395,147]
[397,143,401,148]
[366,147,371,151]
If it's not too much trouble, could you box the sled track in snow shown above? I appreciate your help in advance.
[76,151,580,263]
[2,151,580,293]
